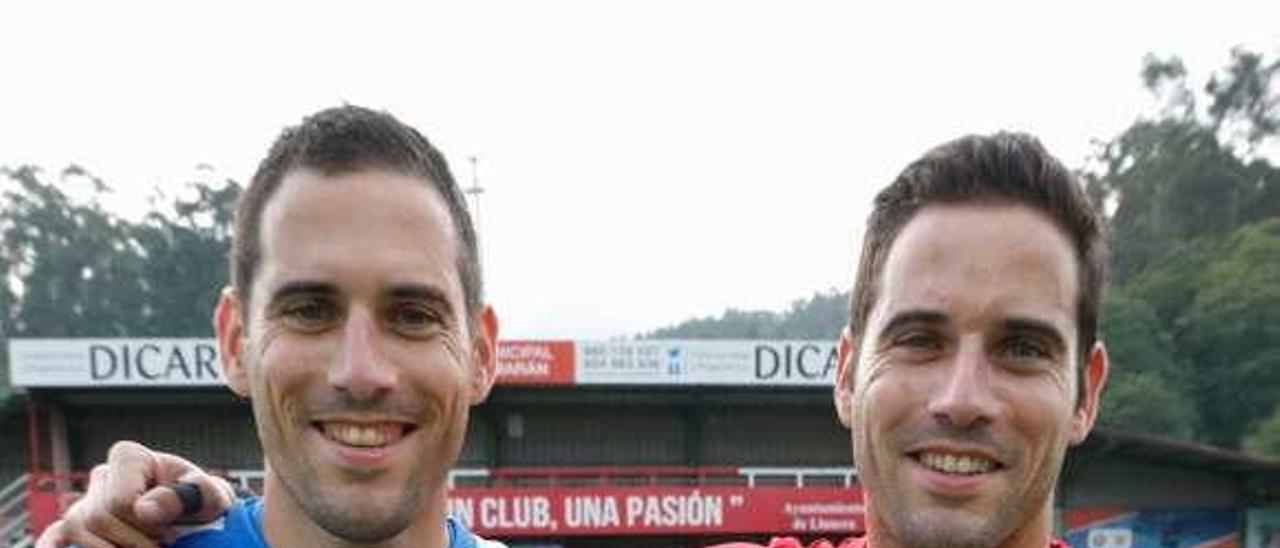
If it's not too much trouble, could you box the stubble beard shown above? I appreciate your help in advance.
[299,482,424,544]
[883,501,1018,548]
[262,417,429,545]
[250,384,430,545]
[854,435,1037,548]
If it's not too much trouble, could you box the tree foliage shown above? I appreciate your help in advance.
[1083,48,1280,450]
[1206,49,1280,146]
[1087,50,1280,285]
[1,166,239,342]
[1174,219,1280,446]
[1243,404,1280,458]
[1096,293,1196,439]
[1100,372,1197,440]
[645,290,847,340]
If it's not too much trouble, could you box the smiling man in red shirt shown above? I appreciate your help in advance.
[714,134,1108,548]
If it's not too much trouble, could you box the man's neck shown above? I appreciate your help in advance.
[260,470,451,548]
[862,500,1055,548]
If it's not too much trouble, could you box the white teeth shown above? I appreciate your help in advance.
[322,423,401,447]
[919,452,995,475]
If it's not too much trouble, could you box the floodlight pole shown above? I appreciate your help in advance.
[466,155,485,228]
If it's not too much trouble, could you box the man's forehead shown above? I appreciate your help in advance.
[261,167,455,237]
[251,168,463,301]
[872,203,1080,335]
[266,166,443,213]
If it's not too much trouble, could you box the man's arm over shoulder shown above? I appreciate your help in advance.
[34,441,235,548]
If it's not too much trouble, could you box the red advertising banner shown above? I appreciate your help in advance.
[448,485,863,537]
[495,340,575,386]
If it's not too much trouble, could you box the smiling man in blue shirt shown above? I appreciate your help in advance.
[39,105,506,548]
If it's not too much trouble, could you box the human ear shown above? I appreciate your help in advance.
[834,327,857,429]
[214,287,250,397]
[468,305,500,404]
[1070,342,1110,445]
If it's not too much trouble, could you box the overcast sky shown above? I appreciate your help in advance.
[2,1,1277,338]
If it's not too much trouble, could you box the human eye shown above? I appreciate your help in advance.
[279,296,339,332]
[999,335,1054,367]
[889,329,945,358]
[387,302,443,336]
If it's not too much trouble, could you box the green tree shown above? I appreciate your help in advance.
[646,290,847,340]
[1100,372,1197,440]
[1,166,239,339]
[1123,236,1223,336]
[1097,293,1196,439]
[776,291,848,339]
[2,165,146,336]
[1243,404,1280,458]
[128,179,239,335]
[1176,219,1280,447]
[1087,51,1280,285]
[647,309,784,339]
[1084,48,1280,448]
[0,212,14,399]
[1205,49,1280,147]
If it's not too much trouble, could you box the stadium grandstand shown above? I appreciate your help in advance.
[4,337,1280,547]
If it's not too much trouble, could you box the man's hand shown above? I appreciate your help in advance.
[35,441,236,548]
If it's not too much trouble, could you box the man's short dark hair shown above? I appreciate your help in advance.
[232,105,482,323]
[847,132,1107,406]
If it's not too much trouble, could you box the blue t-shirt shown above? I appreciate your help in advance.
[167,497,494,548]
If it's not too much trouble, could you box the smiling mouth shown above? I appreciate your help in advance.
[912,451,1000,475]
[315,421,416,448]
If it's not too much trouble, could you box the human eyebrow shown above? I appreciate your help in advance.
[268,281,338,306]
[875,309,949,342]
[386,284,456,319]
[998,317,1068,354]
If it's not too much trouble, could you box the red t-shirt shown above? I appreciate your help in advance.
[703,538,861,548]
[707,537,1069,548]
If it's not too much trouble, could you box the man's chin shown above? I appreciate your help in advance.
[283,473,423,544]
[306,494,417,543]
[888,504,1005,548]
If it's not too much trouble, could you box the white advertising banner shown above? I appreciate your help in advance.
[9,338,838,388]
[575,340,837,386]
[9,338,225,387]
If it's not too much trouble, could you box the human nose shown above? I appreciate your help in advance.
[329,306,397,400]
[926,338,999,428]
